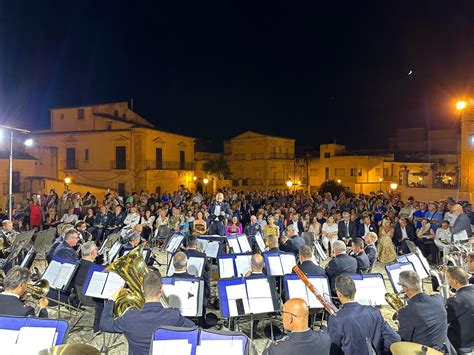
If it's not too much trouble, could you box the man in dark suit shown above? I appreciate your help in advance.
[288,214,304,235]
[357,215,378,238]
[263,298,331,355]
[207,192,231,236]
[185,235,210,303]
[337,212,357,244]
[53,229,80,262]
[0,220,16,258]
[363,232,378,268]
[328,275,400,354]
[397,270,449,352]
[296,245,325,276]
[280,225,305,256]
[100,270,195,355]
[446,266,474,352]
[450,204,472,240]
[325,241,357,290]
[171,252,194,278]
[267,235,280,253]
[394,218,418,254]
[246,253,265,277]
[0,266,48,317]
[350,238,370,274]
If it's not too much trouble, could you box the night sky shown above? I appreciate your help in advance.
[1,1,474,150]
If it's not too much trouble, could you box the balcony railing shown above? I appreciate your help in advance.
[233,153,245,160]
[269,152,294,159]
[145,160,195,171]
[269,179,286,186]
[61,160,78,170]
[110,160,129,170]
[251,153,264,159]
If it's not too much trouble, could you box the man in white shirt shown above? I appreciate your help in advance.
[60,207,79,225]
[434,220,452,263]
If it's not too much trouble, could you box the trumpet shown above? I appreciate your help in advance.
[26,279,82,312]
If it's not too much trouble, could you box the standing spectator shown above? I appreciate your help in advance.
[378,218,397,263]
[28,194,42,230]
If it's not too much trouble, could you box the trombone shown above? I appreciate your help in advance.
[26,279,82,312]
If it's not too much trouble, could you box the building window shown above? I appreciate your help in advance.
[383,168,389,177]
[106,121,112,130]
[350,168,356,176]
[66,147,76,169]
[335,168,345,176]
[12,171,20,193]
[357,168,363,176]
[77,108,85,120]
[375,168,381,176]
[114,110,119,117]
[310,169,319,176]
[325,167,329,180]
[156,148,163,169]
[117,183,125,197]
[84,148,89,162]
[115,146,126,169]
[324,152,330,158]
[122,113,127,120]
[60,113,64,120]
[180,151,185,170]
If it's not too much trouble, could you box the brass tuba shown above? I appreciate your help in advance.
[385,293,405,321]
[105,244,168,317]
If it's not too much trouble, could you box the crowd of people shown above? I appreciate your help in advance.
[0,186,472,355]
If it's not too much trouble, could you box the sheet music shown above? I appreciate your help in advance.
[390,263,414,293]
[226,283,250,317]
[227,237,241,254]
[198,238,208,252]
[415,247,430,274]
[314,242,327,261]
[85,271,108,298]
[255,232,266,253]
[307,277,329,309]
[453,230,469,242]
[237,234,251,253]
[166,235,183,253]
[235,255,252,277]
[41,260,62,287]
[204,241,219,258]
[152,339,192,355]
[219,258,236,278]
[196,339,243,355]
[162,280,200,317]
[52,262,76,289]
[267,255,284,276]
[108,241,122,263]
[287,279,310,304]
[406,254,429,279]
[280,254,297,275]
[102,272,125,299]
[246,278,274,314]
[187,257,205,277]
[15,326,57,354]
[167,260,176,277]
[0,329,19,344]
[354,277,387,306]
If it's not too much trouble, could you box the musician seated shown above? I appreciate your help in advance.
[171,252,194,278]
[350,238,370,273]
[100,271,195,355]
[47,224,75,263]
[0,266,48,318]
[325,241,357,291]
[397,270,449,352]
[184,235,210,306]
[0,219,15,259]
[266,235,280,253]
[280,225,305,256]
[363,232,377,268]
[263,298,331,355]
[73,241,103,333]
[328,275,400,354]
[296,245,325,276]
[446,266,474,352]
[75,221,90,242]
[60,207,79,225]
[468,252,474,284]
[245,253,265,277]
[53,229,80,263]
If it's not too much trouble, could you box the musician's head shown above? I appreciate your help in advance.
[4,266,30,296]
[173,252,188,272]
[267,235,278,249]
[446,266,469,289]
[64,229,80,247]
[335,275,356,303]
[398,270,422,298]
[187,235,198,249]
[298,245,313,263]
[2,220,13,232]
[250,253,264,274]
[351,238,364,254]
[452,204,464,216]
[468,252,474,273]
[143,270,163,302]
[332,240,346,256]
[215,193,224,203]
[282,298,309,332]
[81,241,98,261]
[364,232,377,245]
[75,221,87,233]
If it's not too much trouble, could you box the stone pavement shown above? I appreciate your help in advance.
[41,249,433,354]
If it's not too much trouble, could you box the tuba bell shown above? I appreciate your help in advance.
[27,279,50,298]
[105,244,168,317]
[385,293,405,321]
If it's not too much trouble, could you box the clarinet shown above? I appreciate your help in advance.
[292,265,339,315]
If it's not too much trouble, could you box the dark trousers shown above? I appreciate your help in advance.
[208,221,226,236]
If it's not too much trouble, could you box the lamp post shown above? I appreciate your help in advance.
[64,177,71,192]
[378,177,383,192]
[336,179,341,184]
[203,178,209,194]
[0,125,32,220]
[457,100,469,190]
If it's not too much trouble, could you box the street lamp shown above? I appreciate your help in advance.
[390,182,398,190]
[193,176,197,181]
[456,100,467,111]
[64,177,71,191]
[0,125,31,220]
[286,179,293,188]
[336,179,341,184]
[378,177,383,191]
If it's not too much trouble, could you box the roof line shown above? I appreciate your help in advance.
[232,130,296,141]
[49,100,129,110]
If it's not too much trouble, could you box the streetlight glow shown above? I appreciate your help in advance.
[286,180,293,187]
[64,177,71,185]
[193,176,197,181]
[390,183,398,190]
[203,178,209,185]
[24,138,33,147]
[456,100,467,111]
[378,177,383,182]
[336,179,342,184]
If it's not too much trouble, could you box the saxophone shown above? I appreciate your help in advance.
[384,293,405,321]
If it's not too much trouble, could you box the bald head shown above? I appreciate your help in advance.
[250,253,264,273]
[282,298,309,331]
[452,204,464,216]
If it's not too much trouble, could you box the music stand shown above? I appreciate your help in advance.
[314,241,328,262]
[262,252,296,276]
[151,326,198,355]
[162,277,204,317]
[32,229,57,259]
[284,274,330,309]
[20,246,37,270]
[385,261,415,293]
[397,253,429,279]
[255,232,266,253]
[166,256,205,277]
[349,273,388,306]
[196,235,227,257]
[98,232,121,256]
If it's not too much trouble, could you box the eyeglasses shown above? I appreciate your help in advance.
[281,310,299,318]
